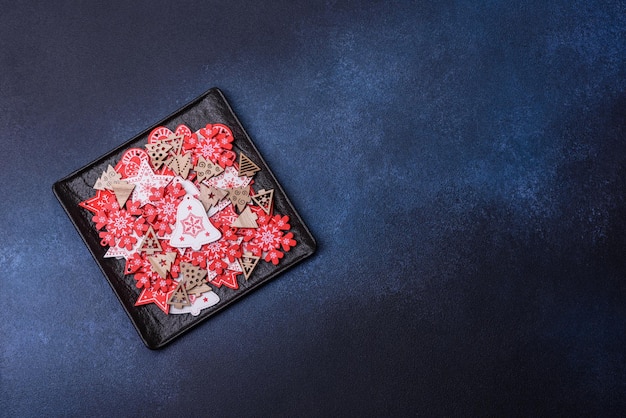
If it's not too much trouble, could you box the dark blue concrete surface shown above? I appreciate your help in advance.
[2,0,625,415]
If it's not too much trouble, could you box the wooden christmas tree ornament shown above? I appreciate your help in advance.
[146,141,173,169]
[194,156,224,182]
[93,165,122,190]
[148,252,177,278]
[110,180,136,208]
[199,184,228,211]
[179,262,212,295]
[228,187,252,212]
[166,152,192,178]
[231,206,258,228]
[188,282,212,296]
[237,152,261,177]
[251,188,274,214]
[238,252,261,280]
[179,262,207,289]
[164,134,183,155]
[138,226,162,254]
[167,282,191,309]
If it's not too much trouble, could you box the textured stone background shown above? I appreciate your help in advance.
[1,0,625,415]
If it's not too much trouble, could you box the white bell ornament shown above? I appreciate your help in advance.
[169,194,221,251]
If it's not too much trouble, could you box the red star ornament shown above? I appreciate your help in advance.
[134,286,174,314]
[210,270,239,290]
[79,189,117,214]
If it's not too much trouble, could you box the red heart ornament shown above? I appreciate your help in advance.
[115,148,150,178]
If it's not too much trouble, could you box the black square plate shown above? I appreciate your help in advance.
[53,88,316,349]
